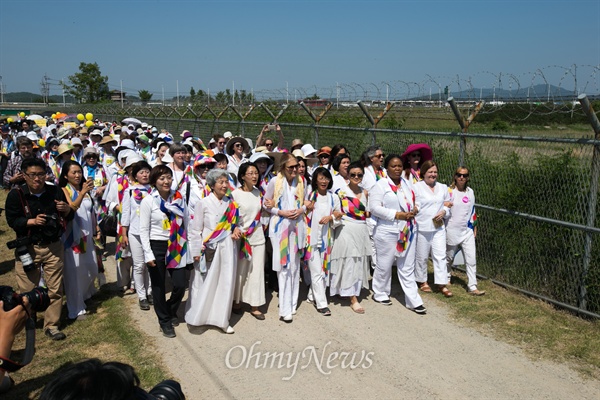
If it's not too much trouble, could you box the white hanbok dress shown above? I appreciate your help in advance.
[185,193,238,329]
[62,191,98,319]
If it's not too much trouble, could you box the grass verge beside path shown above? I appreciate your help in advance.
[429,271,600,379]
[0,190,168,399]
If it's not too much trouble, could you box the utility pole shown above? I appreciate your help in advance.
[0,75,4,104]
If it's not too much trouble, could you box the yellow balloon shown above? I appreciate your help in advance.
[51,114,56,119]
[7,118,13,123]
[85,113,93,121]
[19,112,25,117]
[77,113,85,121]
[85,120,94,128]
[39,139,46,148]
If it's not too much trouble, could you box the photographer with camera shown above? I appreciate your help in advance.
[0,296,29,394]
[5,158,74,341]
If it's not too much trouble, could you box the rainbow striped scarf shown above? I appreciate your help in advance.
[374,167,386,181]
[239,197,262,260]
[63,184,87,254]
[115,171,130,261]
[273,178,303,268]
[202,197,239,254]
[175,165,194,192]
[389,181,415,254]
[303,191,334,275]
[158,191,188,269]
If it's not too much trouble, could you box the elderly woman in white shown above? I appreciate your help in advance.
[413,160,453,297]
[186,169,242,334]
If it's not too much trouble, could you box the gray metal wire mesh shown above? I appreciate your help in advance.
[90,105,600,317]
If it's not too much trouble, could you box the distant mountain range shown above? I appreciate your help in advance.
[1,92,76,103]
[410,84,584,101]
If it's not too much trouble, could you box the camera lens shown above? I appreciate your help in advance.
[24,287,50,312]
[148,380,185,400]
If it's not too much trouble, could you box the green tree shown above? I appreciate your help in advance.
[189,87,196,103]
[66,62,109,103]
[138,89,153,105]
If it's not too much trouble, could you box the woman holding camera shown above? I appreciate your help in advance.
[59,160,99,320]
[186,169,241,333]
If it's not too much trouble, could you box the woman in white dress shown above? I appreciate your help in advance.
[59,161,99,320]
[413,160,453,297]
[329,162,372,314]
[304,167,342,316]
[264,153,307,323]
[232,163,267,320]
[370,155,426,314]
[445,167,485,296]
[186,169,242,333]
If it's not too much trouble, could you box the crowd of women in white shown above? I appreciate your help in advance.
[5,118,484,338]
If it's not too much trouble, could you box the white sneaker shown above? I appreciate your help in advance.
[223,326,235,334]
[280,314,293,322]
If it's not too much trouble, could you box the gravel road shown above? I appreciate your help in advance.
[104,255,599,400]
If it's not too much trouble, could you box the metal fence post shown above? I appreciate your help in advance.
[577,94,600,310]
[448,97,484,167]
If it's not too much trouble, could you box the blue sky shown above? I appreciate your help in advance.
[1,0,598,99]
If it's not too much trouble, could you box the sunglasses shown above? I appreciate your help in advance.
[234,143,243,148]
[350,173,364,178]
[455,173,469,178]
[286,164,299,170]
[319,154,330,158]
[374,154,385,158]
[409,153,421,158]
[265,143,273,147]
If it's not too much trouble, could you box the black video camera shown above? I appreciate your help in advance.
[7,237,36,273]
[0,285,50,313]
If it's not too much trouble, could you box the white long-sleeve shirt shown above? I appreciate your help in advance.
[139,194,171,263]
[414,180,451,232]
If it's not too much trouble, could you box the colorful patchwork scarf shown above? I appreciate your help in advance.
[132,185,152,202]
[239,195,262,260]
[202,196,239,255]
[374,166,386,181]
[303,191,334,275]
[115,171,130,261]
[468,206,478,230]
[63,184,88,254]
[174,165,194,192]
[157,191,188,269]
[340,191,367,221]
[389,180,415,254]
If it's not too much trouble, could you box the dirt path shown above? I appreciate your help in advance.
[104,254,599,399]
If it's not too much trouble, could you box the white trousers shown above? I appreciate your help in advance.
[276,255,300,318]
[415,229,447,285]
[129,233,152,300]
[446,230,478,290]
[307,249,329,309]
[372,229,423,309]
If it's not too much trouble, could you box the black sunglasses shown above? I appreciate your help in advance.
[455,173,469,178]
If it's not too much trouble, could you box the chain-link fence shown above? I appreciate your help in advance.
[83,99,600,318]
